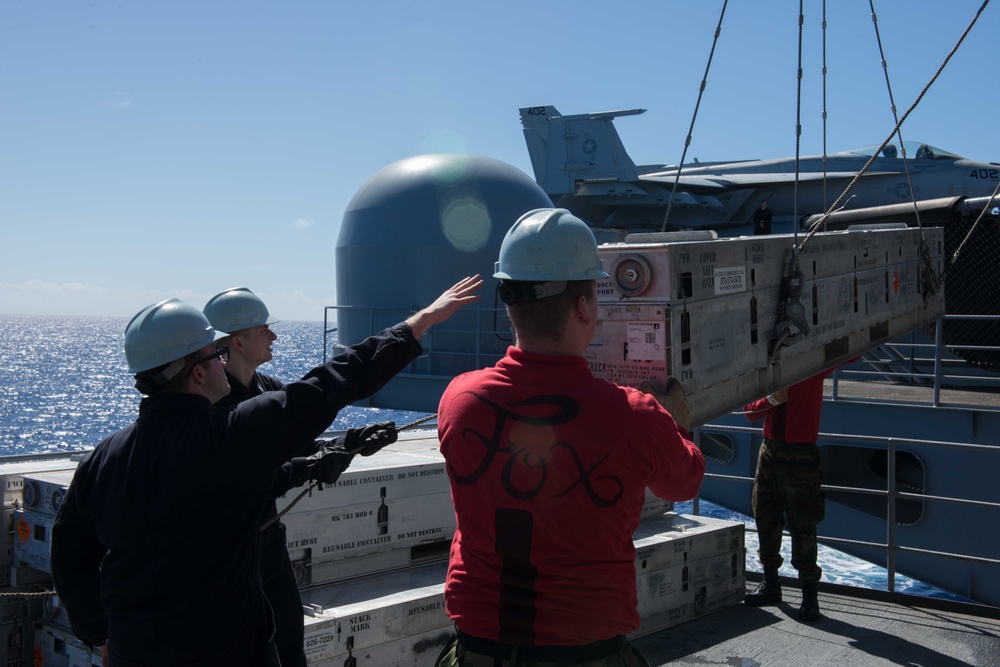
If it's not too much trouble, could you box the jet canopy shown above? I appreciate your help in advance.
[840,141,963,160]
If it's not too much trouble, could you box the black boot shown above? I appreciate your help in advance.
[799,580,820,622]
[744,568,782,606]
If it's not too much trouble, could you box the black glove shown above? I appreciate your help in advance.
[304,444,354,486]
[342,421,398,457]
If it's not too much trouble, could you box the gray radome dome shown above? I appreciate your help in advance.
[335,154,550,353]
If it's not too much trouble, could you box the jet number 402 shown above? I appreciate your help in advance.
[524,107,547,116]
[970,168,998,179]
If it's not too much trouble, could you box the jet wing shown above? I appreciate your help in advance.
[639,171,894,191]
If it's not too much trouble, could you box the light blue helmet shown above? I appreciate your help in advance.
[494,208,608,281]
[124,298,225,374]
[203,287,279,334]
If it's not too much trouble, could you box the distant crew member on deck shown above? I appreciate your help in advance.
[435,208,705,667]
[50,277,482,666]
[753,199,773,235]
[203,287,396,667]
[742,360,855,622]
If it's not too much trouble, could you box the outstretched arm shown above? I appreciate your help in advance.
[744,387,788,422]
[406,275,483,340]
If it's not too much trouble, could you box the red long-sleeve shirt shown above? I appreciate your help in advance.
[438,347,705,645]
[743,361,854,443]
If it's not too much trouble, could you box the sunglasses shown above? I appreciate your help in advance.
[188,345,230,373]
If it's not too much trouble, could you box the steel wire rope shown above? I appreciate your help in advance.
[951,177,1000,265]
[792,0,805,249]
[832,0,944,298]
[798,0,991,254]
[867,0,923,234]
[768,1,809,359]
[821,0,829,212]
[659,0,729,232]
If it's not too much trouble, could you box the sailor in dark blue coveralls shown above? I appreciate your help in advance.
[752,199,773,235]
[50,277,481,667]
[204,287,395,667]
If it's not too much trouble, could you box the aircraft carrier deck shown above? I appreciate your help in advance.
[634,575,1000,666]
[827,377,1000,410]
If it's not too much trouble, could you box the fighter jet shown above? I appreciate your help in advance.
[519,105,1000,233]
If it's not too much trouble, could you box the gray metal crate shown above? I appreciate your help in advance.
[592,227,945,425]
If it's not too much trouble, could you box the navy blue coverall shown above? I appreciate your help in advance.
[51,323,420,666]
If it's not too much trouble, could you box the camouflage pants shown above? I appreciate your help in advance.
[434,633,650,667]
[751,438,825,582]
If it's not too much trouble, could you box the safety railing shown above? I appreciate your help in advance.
[693,315,1000,604]
[322,304,1000,602]
[692,421,1000,600]
[693,424,1000,591]
[832,314,1000,404]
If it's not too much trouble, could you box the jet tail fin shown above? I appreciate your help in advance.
[518,106,645,196]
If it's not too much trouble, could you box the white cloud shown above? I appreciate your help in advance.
[0,280,176,318]
[259,289,332,322]
[293,217,314,229]
[0,280,333,322]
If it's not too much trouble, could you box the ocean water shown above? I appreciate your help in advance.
[0,314,958,601]
[0,315,423,453]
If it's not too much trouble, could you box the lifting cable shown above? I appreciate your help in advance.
[792,0,806,249]
[868,0,921,231]
[772,1,989,356]
[952,177,1000,266]
[660,0,729,232]
[798,0,991,256]
[260,413,439,532]
[944,1,1000,268]
[769,1,810,360]
[866,0,938,296]
[821,0,829,212]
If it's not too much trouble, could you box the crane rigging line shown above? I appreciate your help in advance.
[792,0,805,251]
[868,0,923,234]
[660,0,729,232]
[821,0,828,213]
[798,0,991,253]
[952,178,1000,266]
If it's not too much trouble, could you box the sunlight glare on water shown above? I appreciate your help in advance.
[0,315,426,452]
[0,314,959,601]
[0,315,139,453]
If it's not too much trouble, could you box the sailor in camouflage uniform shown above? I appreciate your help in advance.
[742,363,849,622]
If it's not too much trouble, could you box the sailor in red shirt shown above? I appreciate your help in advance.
[436,209,705,667]
[743,361,854,622]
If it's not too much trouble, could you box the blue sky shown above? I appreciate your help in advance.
[2,1,996,321]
